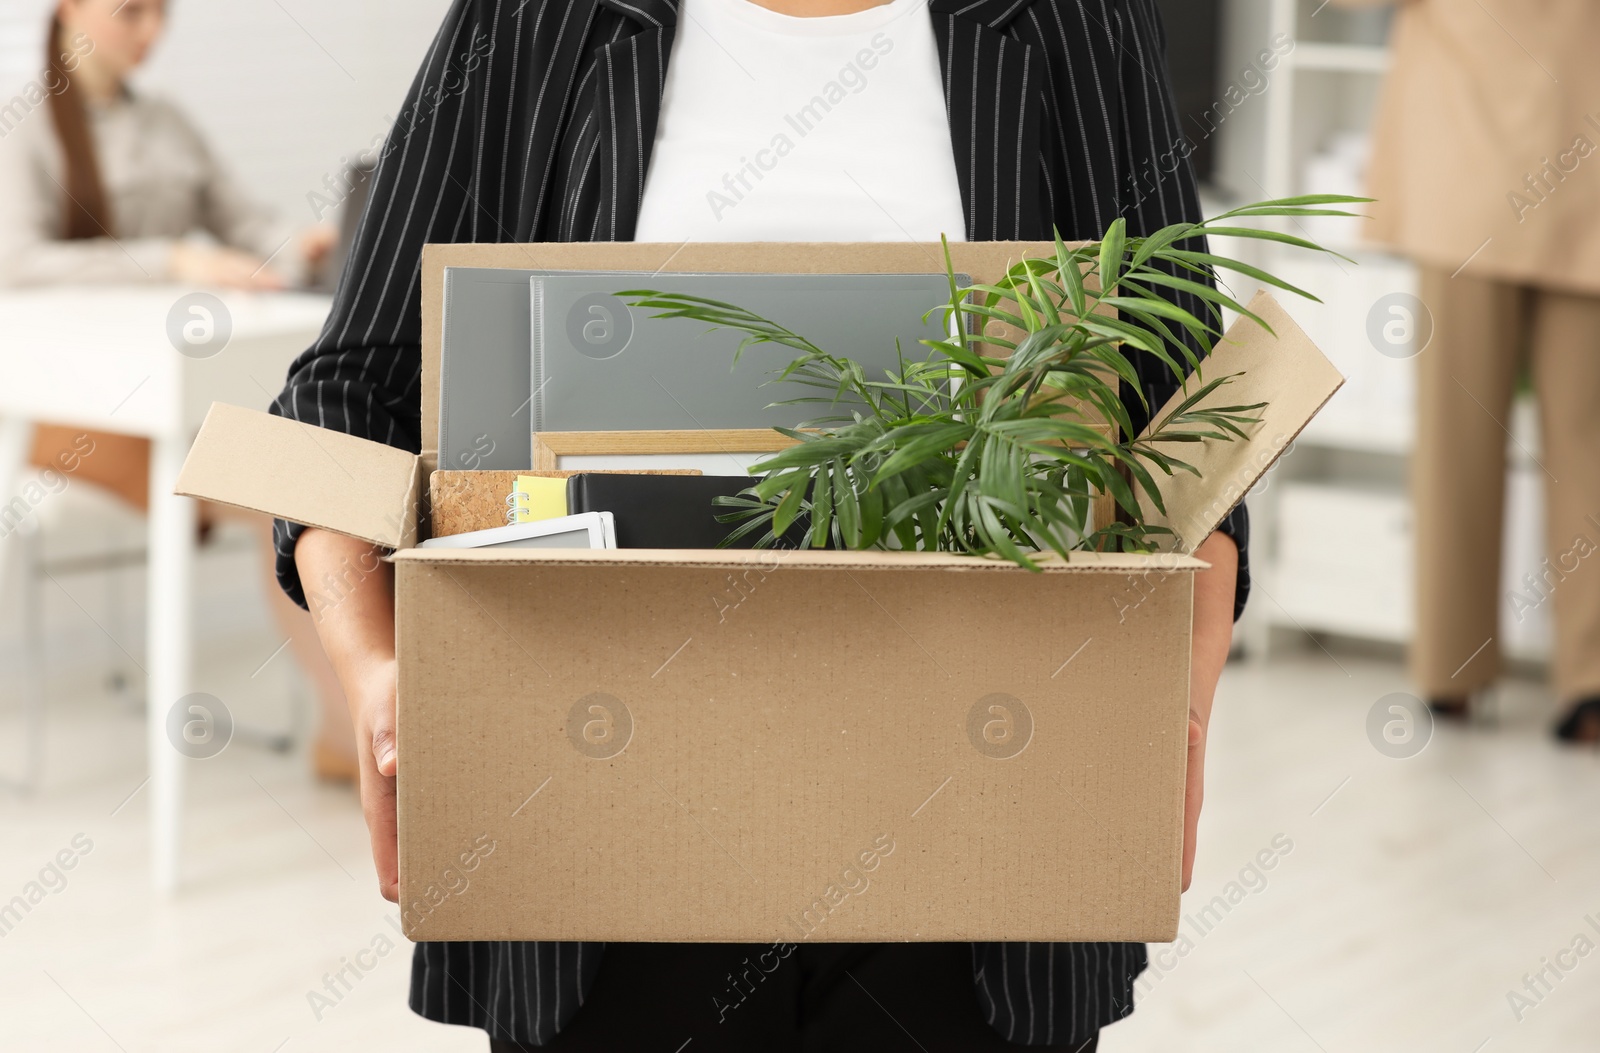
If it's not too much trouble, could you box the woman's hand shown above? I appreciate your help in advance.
[1183,708,1209,893]
[299,223,339,267]
[169,241,286,290]
[1184,531,1238,891]
[294,527,401,901]
[297,224,340,287]
[348,654,401,901]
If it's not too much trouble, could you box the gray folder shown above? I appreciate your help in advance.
[441,267,694,471]
[529,272,964,434]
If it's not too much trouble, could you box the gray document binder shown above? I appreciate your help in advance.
[439,267,673,471]
[529,272,964,434]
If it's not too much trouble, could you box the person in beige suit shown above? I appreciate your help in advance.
[0,0,358,777]
[1336,0,1600,739]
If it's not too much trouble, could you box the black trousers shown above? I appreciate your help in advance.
[488,943,1100,1052]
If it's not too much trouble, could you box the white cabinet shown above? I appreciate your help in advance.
[1259,470,1552,660]
[1273,483,1413,640]
[1269,253,1418,453]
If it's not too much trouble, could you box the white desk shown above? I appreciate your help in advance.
[0,286,332,892]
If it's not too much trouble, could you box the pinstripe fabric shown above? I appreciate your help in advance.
[268,0,1247,1044]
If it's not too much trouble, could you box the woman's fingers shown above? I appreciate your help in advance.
[356,663,401,900]
[362,763,400,902]
[360,723,400,900]
[300,223,339,264]
[373,723,398,777]
[1181,712,1206,893]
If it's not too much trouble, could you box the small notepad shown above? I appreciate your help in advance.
[509,475,569,524]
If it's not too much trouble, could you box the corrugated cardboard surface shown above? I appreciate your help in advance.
[175,402,421,549]
[420,242,1062,473]
[1135,291,1345,553]
[170,256,1341,945]
[396,546,1206,572]
[395,548,1195,943]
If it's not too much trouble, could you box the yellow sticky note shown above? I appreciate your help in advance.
[510,476,568,524]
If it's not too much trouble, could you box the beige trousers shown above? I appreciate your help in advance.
[1413,267,1600,702]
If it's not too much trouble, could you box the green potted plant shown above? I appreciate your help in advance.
[623,195,1364,568]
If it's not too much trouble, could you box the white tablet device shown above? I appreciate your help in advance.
[418,511,616,551]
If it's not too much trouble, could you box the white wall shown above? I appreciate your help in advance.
[2,0,454,224]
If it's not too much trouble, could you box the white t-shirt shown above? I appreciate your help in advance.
[632,0,967,243]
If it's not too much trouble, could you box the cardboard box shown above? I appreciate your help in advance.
[175,243,1341,943]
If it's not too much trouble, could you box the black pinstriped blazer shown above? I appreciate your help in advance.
[270,0,1250,1045]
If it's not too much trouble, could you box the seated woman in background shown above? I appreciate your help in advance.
[0,0,355,781]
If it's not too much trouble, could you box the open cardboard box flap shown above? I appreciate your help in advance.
[175,401,422,550]
[1135,289,1344,554]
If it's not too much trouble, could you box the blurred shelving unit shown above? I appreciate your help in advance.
[1216,0,1552,663]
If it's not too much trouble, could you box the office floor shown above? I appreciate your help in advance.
[1,636,1596,1053]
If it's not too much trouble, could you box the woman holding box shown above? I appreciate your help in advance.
[277,0,1245,1048]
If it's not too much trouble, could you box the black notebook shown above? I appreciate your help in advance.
[566,474,809,549]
